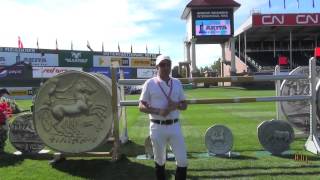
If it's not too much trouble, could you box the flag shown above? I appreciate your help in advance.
[71,41,73,51]
[118,42,121,52]
[313,0,315,8]
[36,38,39,49]
[87,40,93,51]
[146,44,148,54]
[55,39,58,50]
[18,36,23,48]
[297,0,300,8]
[130,44,133,53]
[269,0,271,8]
[102,42,104,53]
[283,0,286,9]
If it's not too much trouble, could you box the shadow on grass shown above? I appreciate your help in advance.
[0,152,24,167]
[188,152,258,160]
[52,156,155,180]
[187,165,320,179]
[120,140,146,157]
[188,171,320,179]
[0,151,55,167]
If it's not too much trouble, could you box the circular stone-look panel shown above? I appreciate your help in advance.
[33,71,113,153]
[205,124,233,155]
[9,112,45,153]
[257,119,294,155]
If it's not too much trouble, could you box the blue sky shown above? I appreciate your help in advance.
[0,0,319,67]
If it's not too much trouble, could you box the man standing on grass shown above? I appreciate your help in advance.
[139,55,188,180]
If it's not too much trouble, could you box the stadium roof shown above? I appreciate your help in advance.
[235,13,320,41]
[181,0,241,19]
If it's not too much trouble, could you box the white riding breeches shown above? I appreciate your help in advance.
[150,122,188,167]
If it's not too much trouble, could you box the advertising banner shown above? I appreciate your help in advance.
[0,52,59,66]
[1,87,33,100]
[90,67,110,77]
[0,63,33,79]
[110,57,130,66]
[59,51,93,67]
[193,9,233,36]
[89,67,135,79]
[195,20,231,36]
[131,58,151,67]
[32,67,82,78]
[93,56,111,67]
[137,68,157,78]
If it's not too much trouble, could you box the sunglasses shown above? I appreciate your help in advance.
[158,62,171,67]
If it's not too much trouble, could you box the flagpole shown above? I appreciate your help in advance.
[56,39,58,51]
[269,0,271,8]
[37,38,39,49]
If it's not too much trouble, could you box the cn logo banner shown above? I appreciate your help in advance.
[253,13,320,26]
[59,51,93,67]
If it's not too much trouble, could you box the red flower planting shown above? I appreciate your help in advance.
[0,102,12,125]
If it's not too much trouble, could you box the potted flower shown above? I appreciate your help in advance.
[0,89,12,153]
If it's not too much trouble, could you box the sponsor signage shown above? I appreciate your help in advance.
[32,67,82,78]
[252,13,320,26]
[93,56,111,67]
[137,68,157,78]
[0,63,33,79]
[131,58,151,67]
[110,57,130,66]
[192,9,234,39]
[1,87,33,100]
[90,67,110,77]
[59,51,93,67]
[103,52,158,58]
[121,58,129,66]
[89,67,135,79]
[0,52,58,66]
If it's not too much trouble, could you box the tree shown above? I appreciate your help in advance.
[211,58,221,75]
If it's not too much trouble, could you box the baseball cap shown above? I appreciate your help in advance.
[156,54,171,66]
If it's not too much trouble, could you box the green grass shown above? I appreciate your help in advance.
[1,87,320,180]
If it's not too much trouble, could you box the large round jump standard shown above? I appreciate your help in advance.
[257,119,294,155]
[33,71,113,153]
[205,124,233,155]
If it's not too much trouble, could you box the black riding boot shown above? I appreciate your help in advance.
[155,163,166,180]
[175,166,187,180]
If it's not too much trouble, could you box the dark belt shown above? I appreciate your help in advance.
[151,119,179,125]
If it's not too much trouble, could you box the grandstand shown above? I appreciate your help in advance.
[223,12,320,77]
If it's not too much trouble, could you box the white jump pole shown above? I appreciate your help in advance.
[118,74,307,85]
[120,95,311,106]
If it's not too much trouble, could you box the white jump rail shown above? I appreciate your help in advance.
[118,74,307,85]
[116,57,320,155]
[120,95,311,106]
